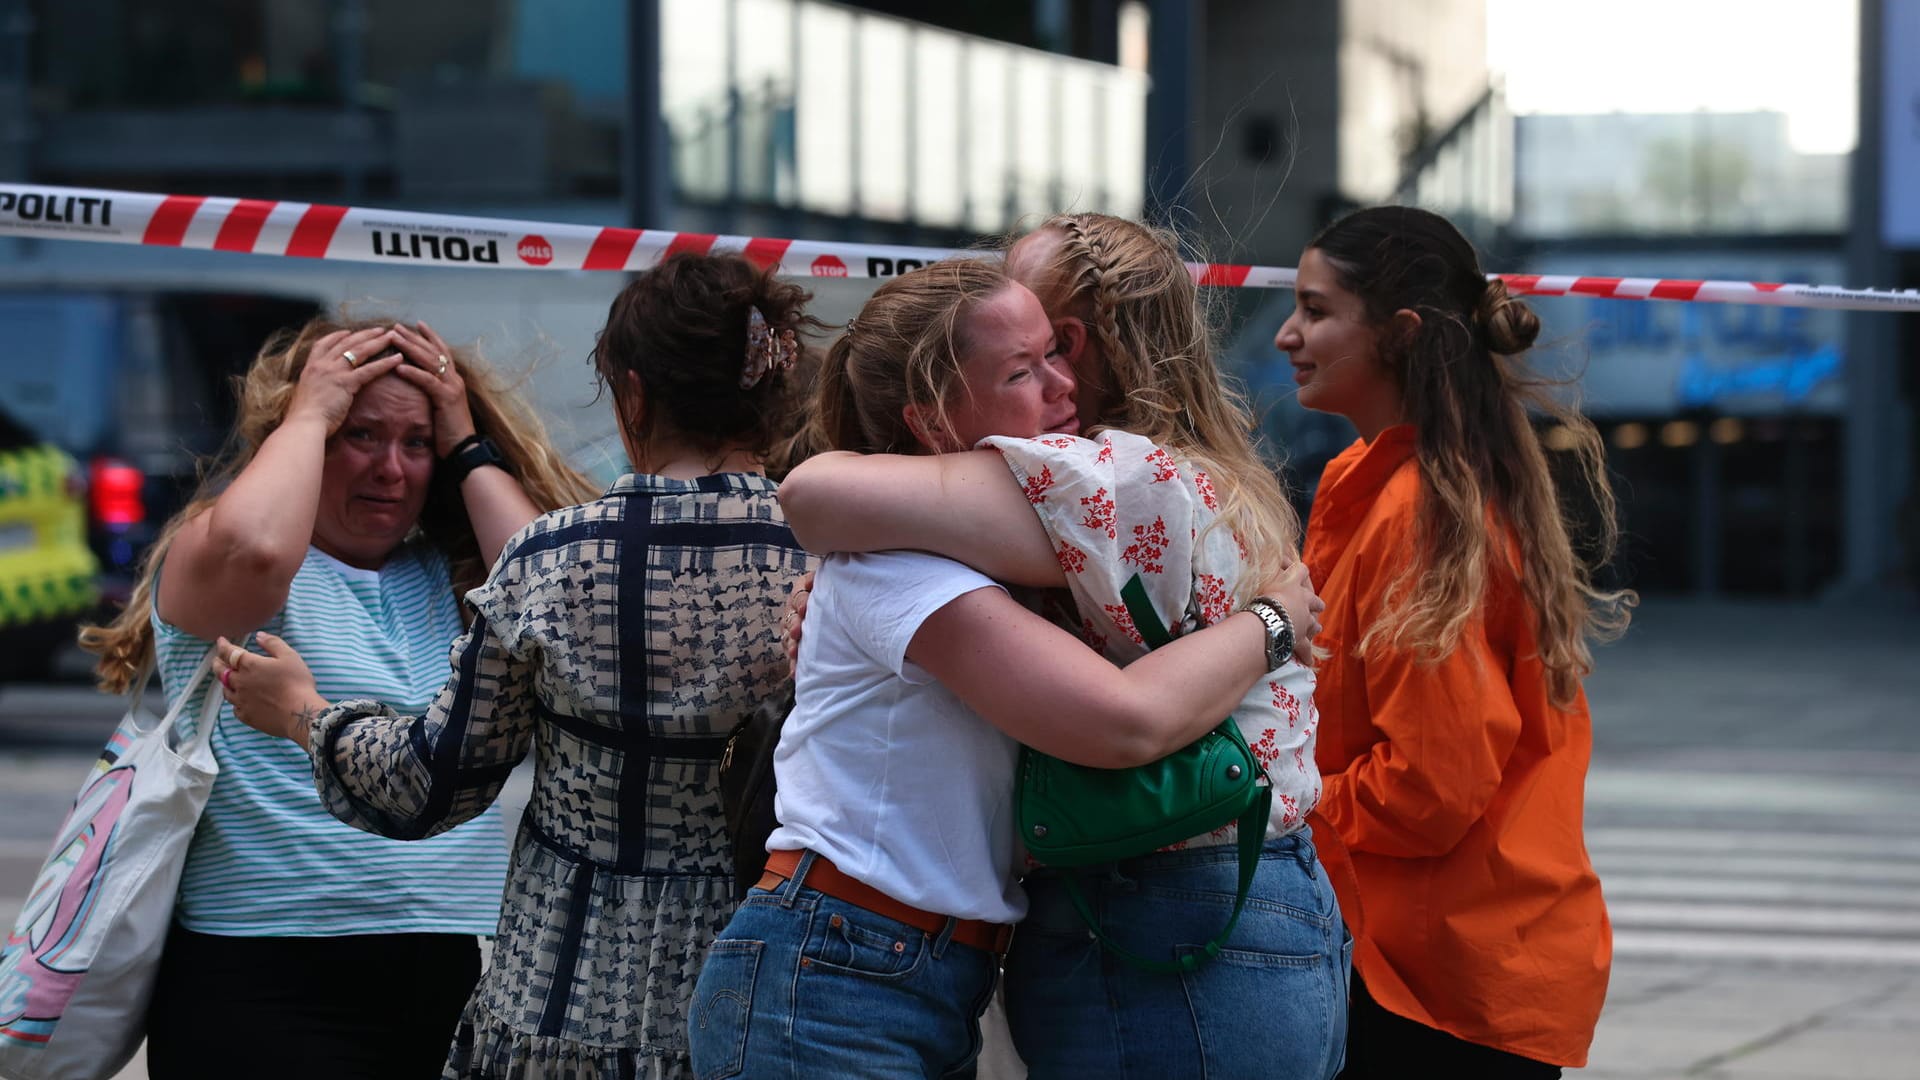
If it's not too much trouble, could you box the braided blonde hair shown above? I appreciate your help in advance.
[1012,213,1301,602]
[79,317,598,694]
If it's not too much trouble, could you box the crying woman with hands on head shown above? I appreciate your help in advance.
[79,314,593,1080]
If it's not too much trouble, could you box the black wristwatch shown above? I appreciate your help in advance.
[441,433,506,487]
[1245,596,1296,671]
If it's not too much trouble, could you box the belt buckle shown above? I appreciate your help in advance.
[989,922,1014,955]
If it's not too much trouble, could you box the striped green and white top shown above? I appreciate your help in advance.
[152,543,507,937]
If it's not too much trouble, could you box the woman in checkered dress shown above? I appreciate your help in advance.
[216,254,821,1080]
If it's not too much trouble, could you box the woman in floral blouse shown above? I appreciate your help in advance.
[774,216,1349,1079]
[217,253,820,1080]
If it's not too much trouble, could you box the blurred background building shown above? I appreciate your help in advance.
[0,0,1913,641]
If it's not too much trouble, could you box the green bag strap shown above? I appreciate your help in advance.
[1120,574,1175,649]
[1055,786,1271,974]
[1051,575,1271,974]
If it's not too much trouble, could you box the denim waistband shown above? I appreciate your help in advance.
[1030,826,1319,877]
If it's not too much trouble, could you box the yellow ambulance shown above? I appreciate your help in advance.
[0,408,99,681]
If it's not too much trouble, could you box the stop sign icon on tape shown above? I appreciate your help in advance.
[517,235,554,266]
[811,255,848,278]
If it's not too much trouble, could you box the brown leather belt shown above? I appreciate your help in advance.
[757,848,1014,956]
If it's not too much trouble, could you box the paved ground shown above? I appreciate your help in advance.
[1569,597,1920,1079]
[4,596,1917,1079]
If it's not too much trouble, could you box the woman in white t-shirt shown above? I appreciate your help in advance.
[687,258,1317,1080]
[770,216,1350,1080]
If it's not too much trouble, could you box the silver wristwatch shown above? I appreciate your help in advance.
[1245,596,1295,671]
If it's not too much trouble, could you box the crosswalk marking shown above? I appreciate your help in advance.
[1601,873,1920,909]
[1587,827,1920,860]
[1589,770,1920,969]
[1611,930,1920,967]
[1593,851,1920,884]
[0,840,53,859]
[1607,901,1920,936]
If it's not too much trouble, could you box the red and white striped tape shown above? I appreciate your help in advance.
[4,183,1918,313]
[0,183,959,281]
[1490,273,1920,313]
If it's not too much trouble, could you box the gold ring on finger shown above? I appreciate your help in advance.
[437,355,449,375]
[228,646,246,667]
[343,349,359,366]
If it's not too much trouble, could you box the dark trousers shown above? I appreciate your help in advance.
[1340,971,1564,1080]
[146,924,480,1080]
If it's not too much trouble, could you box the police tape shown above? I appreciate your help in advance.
[4,182,1919,313]
[0,182,961,281]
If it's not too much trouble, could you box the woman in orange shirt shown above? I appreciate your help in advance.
[1275,206,1635,1077]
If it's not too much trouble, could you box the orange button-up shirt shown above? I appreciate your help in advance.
[1304,427,1610,1068]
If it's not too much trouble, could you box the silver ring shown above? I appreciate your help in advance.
[343,349,359,366]
[436,355,449,375]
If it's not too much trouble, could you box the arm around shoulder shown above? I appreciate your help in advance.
[908,586,1275,768]
[779,450,1062,587]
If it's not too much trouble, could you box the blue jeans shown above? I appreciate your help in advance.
[687,852,1001,1080]
[1004,830,1351,1080]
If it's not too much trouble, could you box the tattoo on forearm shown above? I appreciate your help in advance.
[290,705,318,743]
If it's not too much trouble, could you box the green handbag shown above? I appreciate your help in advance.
[1016,575,1273,974]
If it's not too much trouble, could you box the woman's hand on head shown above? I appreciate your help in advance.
[213,633,329,746]
[1258,562,1324,665]
[286,327,405,436]
[386,321,480,457]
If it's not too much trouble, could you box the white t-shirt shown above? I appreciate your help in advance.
[767,550,1027,924]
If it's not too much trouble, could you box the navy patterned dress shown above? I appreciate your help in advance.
[308,473,812,1080]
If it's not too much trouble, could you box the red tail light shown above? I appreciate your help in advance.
[90,458,146,527]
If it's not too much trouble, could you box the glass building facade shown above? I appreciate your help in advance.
[13,0,1147,235]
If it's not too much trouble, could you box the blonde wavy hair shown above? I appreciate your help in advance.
[79,316,597,694]
[1010,212,1301,603]
[812,259,1014,455]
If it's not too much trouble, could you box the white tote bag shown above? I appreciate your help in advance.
[0,652,221,1080]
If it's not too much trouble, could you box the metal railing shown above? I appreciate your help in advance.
[1392,84,1514,247]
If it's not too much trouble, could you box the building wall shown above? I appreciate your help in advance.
[2,0,1139,469]
[1517,112,1847,237]
[1186,0,1341,267]
[1184,0,1488,267]
[1336,0,1487,204]
[1198,0,1492,509]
